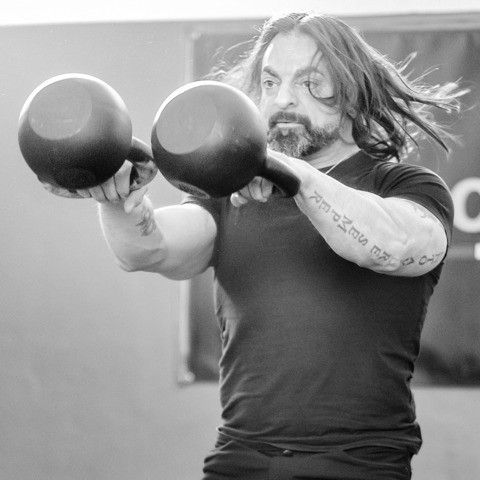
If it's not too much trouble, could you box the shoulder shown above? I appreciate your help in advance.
[372,160,454,238]
[337,152,449,196]
[372,160,449,191]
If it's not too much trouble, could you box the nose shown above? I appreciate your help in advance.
[274,83,298,110]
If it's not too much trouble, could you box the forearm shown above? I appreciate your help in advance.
[99,196,167,272]
[292,163,446,276]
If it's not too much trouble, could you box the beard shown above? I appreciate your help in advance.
[267,111,341,158]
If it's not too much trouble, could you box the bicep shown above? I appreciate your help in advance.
[153,203,217,280]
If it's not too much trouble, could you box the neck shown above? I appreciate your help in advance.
[302,141,360,170]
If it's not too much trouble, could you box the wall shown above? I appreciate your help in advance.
[0,20,221,479]
[0,18,479,479]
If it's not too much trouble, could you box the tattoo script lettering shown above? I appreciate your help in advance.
[308,190,445,269]
[136,204,157,236]
[309,190,370,249]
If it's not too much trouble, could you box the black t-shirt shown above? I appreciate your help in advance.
[184,151,454,453]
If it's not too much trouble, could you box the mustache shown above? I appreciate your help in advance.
[268,111,313,131]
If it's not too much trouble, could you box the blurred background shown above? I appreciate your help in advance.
[1,0,480,479]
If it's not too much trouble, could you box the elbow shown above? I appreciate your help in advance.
[114,254,147,273]
[116,258,141,273]
[113,251,202,280]
[113,248,167,274]
[358,233,411,274]
[117,258,207,280]
[386,238,411,273]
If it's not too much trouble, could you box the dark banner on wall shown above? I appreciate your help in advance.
[179,14,480,386]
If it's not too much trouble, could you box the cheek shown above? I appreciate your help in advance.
[258,97,272,122]
[306,105,342,127]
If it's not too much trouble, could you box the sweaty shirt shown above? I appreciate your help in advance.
[183,150,454,454]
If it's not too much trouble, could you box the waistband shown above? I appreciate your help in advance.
[216,430,414,456]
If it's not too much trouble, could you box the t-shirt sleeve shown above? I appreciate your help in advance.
[181,193,223,267]
[372,162,455,245]
[181,194,222,223]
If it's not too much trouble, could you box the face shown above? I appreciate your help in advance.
[259,31,344,158]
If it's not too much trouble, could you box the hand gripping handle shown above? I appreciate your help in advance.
[39,137,158,199]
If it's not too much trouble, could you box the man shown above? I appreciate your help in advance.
[77,12,464,480]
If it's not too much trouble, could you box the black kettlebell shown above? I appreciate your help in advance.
[18,73,157,198]
[151,81,300,198]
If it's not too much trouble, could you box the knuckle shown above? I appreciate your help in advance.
[261,179,274,197]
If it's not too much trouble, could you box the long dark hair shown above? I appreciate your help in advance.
[208,12,467,161]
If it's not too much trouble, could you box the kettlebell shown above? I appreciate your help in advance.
[18,73,157,198]
[151,81,300,198]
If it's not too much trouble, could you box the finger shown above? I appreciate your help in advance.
[246,177,267,202]
[259,178,274,199]
[124,186,148,214]
[91,161,134,203]
[114,161,134,199]
[230,191,248,208]
[76,189,92,198]
[99,178,122,202]
[87,184,109,203]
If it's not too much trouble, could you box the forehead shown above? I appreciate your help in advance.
[261,31,322,74]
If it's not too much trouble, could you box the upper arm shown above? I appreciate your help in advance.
[368,163,453,276]
[150,203,217,280]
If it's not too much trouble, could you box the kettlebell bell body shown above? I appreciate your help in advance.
[19,74,157,197]
[151,81,299,198]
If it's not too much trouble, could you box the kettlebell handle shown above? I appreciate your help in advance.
[262,154,300,197]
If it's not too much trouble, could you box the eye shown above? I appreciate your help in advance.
[300,78,325,95]
[301,78,334,101]
[262,78,277,89]
[302,79,319,90]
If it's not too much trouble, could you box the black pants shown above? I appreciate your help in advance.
[203,436,413,480]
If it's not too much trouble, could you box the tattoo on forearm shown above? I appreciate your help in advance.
[406,252,444,266]
[136,204,157,236]
[309,190,370,247]
[309,190,445,269]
